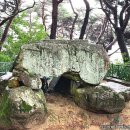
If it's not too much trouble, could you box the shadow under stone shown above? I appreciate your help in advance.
[54,76,71,95]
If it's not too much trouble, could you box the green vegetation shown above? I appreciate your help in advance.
[0,53,11,62]
[0,92,12,127]
[0,92,10,118]
[0,12,47,62]
[0,62,13,74]
[107,64,130,81]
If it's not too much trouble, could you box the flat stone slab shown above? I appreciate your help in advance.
[13,40,109,85]
[100,81,130,101]
[105,77,130,86]
[100,81,130,93]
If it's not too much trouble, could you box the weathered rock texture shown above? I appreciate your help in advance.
[71,85,125,113]
[14,40,109,85]
[8,77,19,88]
[100,82,130,101]
[13,71,42,90]
[0,86,47,129]
[8,86,47,126]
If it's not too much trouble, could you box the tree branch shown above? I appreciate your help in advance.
[108,48,119,56]
[79,0,90,39]
[40,0,47,31]
[103,0,115,11]
[96,17,108,44]
[119,1,129,27]
[57,0,63,4]
[0,17,14,51]
[122,5,130,31]
[69,0,78,39]
[99,0,116,28]
[0,0,35,50]
[0,1,35,27]
[106,38,117,51]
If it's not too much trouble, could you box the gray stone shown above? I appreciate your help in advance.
[13,40,109,85]
[24,75,42,90]
[48,76,60,91]
[100,82,130,101]
[71,85,125,113]
[13,70,42,90]
[120,90,130,102]
[8,77,19,88]
[8,86,47,126]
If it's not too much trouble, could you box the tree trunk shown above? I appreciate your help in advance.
[50,0,58,39]
[96,17,108,44]
[79,0,90,39]
[0,17,14,51]
[41,0,47,31]
[115,27,130,63]
[69,0,78,40]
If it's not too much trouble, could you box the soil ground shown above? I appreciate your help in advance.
[26,93,130,130]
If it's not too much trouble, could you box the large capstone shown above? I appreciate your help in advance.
[13,40,109,85]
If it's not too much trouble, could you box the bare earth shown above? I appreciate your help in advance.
[27,93,130,130]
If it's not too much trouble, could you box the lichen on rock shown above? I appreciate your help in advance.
[13,40,109,85]
[71,85,125,113]
[0,86,47,129]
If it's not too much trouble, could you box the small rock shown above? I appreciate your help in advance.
[8,77,19,88]
[29,75,42,90]
[13,71,42,90]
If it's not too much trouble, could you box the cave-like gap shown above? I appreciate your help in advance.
[54,76,72,95]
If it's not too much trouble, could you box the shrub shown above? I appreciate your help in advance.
[107,64,130,81]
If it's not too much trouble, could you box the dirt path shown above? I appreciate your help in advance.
[27,93,130,130]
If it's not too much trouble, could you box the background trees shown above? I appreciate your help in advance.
[0,0,130,64]
[0,0,35,51]
[50,0,63,39]
[79,0,90,39]
[0,11,47,61]
[99,0,130,63]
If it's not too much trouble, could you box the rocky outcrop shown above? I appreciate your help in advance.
[0,86,47,129]
[13,40,109,85]
[71,84,125,113]
[0,73,47,129]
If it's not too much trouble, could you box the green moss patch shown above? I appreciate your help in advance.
[0,91,12,127]
[0,92,10,118]
[19,100,32,112]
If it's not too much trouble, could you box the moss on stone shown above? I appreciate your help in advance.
[0,92,10,118]
[63,72,81,81]
[0,117,12,127]
[19,100,32,113]
[0,91,12,127]
[71,86,125,113]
